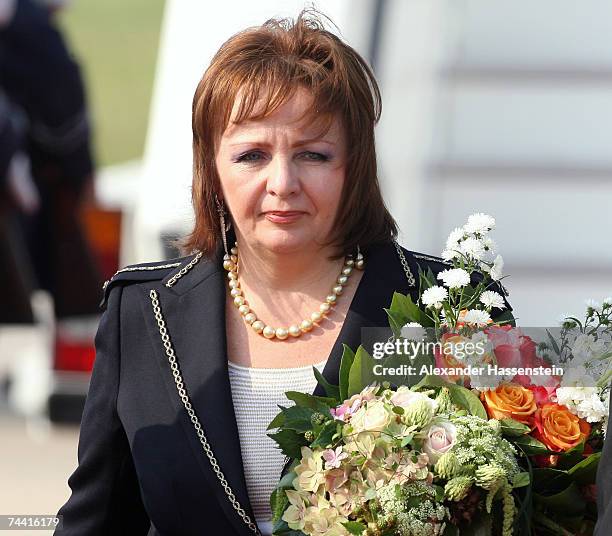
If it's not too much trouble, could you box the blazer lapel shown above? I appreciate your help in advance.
[141,245,257,536]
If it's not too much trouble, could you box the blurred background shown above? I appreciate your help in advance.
[0,0,610,526]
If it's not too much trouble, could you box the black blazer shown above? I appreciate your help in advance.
[54,237,511,536]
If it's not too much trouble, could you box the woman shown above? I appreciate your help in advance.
[55,10,511,536]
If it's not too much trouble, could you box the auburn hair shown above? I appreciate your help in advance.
[178,7,398,259]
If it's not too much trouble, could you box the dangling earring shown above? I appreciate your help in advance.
[214,193,230,257]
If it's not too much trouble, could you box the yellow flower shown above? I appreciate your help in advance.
[282,490,307,530]
[294,447,325,493]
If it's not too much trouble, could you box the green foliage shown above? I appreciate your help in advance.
[339,344,356,401]
[267,429,308,459]
[347,346,377,398]
[313,367,340,399]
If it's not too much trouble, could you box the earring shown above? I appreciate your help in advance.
[214,193,230,257]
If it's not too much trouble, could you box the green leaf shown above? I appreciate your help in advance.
[400,434,414,447]
[531,468,572,494]
[270,487,289,524]
[389,291,430,326]
[277,470,297,490]
[268,429,309,459]
[385,308,407,338]
[267,405,289,431]
[568,452,601,485]
[447,384,487,420]
[534,482,586,517]
[342,521,366,535]
[310,420,338,449]
[312,367,340,400]
[339,344,356,402]
[491,309,515,326]
[271,518,308,535]
[512,435,553,456]
[556,442,585,470]
[500,418,532,437]
[512,471,531,489]
[279,406,316,433]
[411,374,448,391]
[284,391,336,411]
[347,345,377,397]
[546,328,561,356]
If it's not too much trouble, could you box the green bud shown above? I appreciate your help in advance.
[435,452,460,479]
[435,387,454,414]
[304,430,315,442]
[403,399,434,428]
[445,475,474,501]
[310,412,326,426]
[475,464,506,490]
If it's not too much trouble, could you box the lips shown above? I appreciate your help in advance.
[264,211,305,223]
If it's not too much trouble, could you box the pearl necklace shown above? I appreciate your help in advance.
[223,242,364,340]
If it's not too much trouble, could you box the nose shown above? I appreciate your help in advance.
[266,155,300,198]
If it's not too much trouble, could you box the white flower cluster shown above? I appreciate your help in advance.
[554,366,609,423]
[441,213,501,274]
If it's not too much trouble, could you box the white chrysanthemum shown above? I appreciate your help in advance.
[445,227,465,250]
[437,268,471,289]
[479,290,506,310]
[585,299,603,313]
[401,322,426,340]
[482,236,497,255]
[489,255,504,281]
[459,237,485,260]
[571,334,607,363]
[464,213,495,235]
[441,248,459,261]
[462,309,492,327]
[421,286,448,308]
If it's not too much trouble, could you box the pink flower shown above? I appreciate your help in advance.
[322,446,348,470]
[330,385,378,422]
[423,421,457,463]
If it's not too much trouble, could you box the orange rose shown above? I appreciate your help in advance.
[434,333,468,382]
[532,403,591,452]
[480,383,537,425]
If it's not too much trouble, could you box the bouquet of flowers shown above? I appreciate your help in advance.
[268,214,610,535]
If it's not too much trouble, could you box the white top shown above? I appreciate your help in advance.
[227,358,328,536]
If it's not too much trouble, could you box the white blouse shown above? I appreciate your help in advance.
[227,358,328,536]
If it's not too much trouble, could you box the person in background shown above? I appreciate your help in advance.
[0,0,101,321]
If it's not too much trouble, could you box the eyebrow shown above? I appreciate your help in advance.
[227,137,337,148]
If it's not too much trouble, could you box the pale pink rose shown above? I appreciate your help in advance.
[423,421,457,463]
[390,388,438,413]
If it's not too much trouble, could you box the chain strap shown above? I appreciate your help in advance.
[165,251,204,288]
[392,239,416,287]
[149,289,261,535]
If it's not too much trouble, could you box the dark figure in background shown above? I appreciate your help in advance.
[0,0,102,322]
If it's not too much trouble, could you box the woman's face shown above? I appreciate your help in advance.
[214,87,347,256]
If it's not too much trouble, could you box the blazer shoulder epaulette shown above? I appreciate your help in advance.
[99,253,198,310]
[407,250,452,268]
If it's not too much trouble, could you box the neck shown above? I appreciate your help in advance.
[234,241,345,294]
